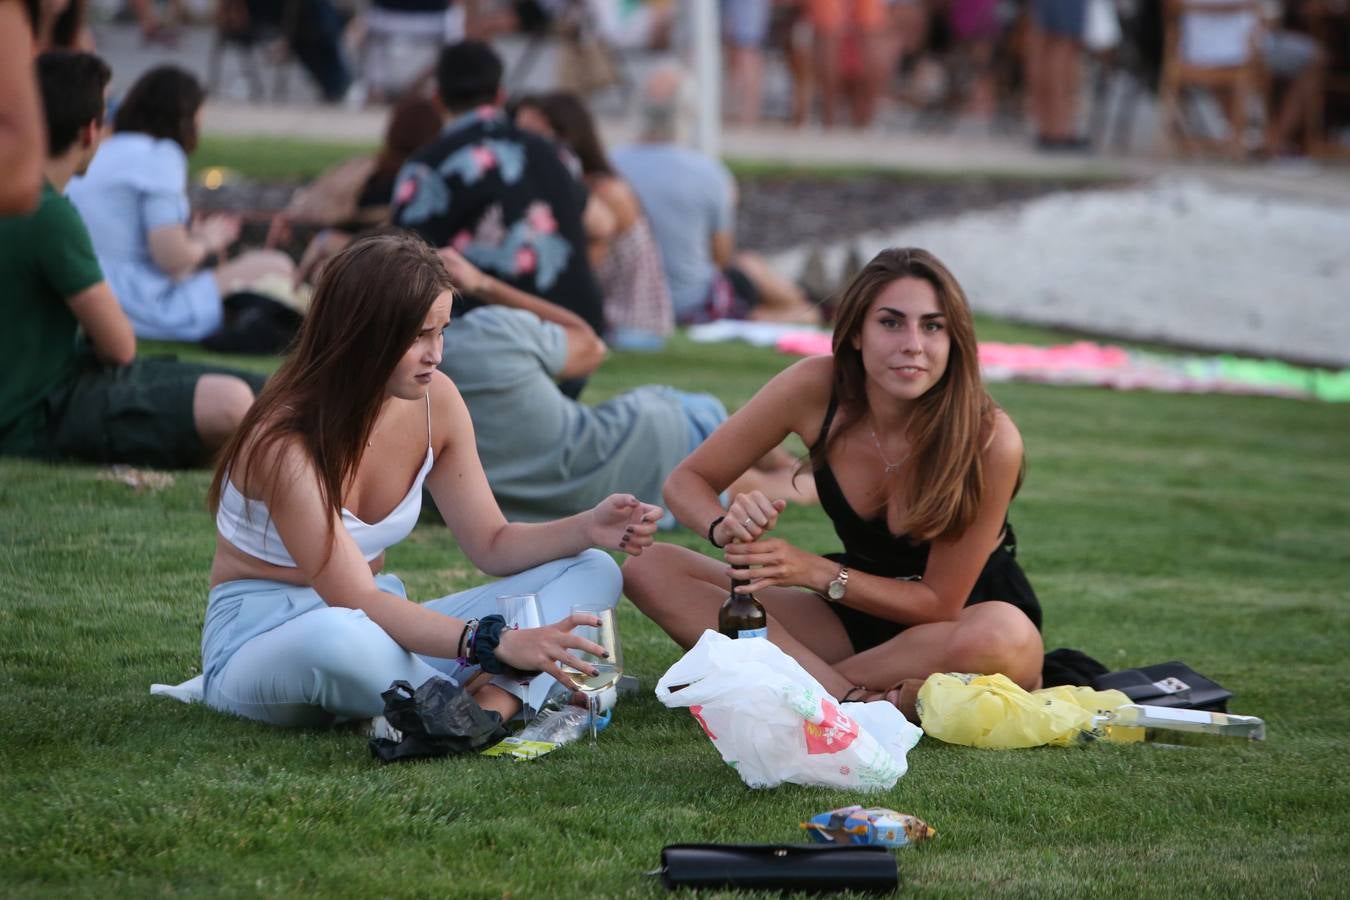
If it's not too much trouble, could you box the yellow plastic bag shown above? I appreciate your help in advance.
[916,673,1135,749]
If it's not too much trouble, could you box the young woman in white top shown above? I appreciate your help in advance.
[203,233,661,727]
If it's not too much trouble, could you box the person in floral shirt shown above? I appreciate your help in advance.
[392,40,605,398]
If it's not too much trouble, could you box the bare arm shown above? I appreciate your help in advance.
[147,214,240,279]
[424,374,661,575]
[665,355,831,544]
[66,281,136,366]
[591,176,640,234]
[726,411,1026,626]
[0,5,43,215]
[711,230,735,269]
[255,420,627,679]
[438,247,606,379]
[582,192,616,244]
[259,435,469,659]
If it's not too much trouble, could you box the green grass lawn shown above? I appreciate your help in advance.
[2,327,1347,898]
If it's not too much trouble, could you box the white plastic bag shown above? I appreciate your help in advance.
[655,631,923,791]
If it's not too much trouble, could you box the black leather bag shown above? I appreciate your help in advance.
[1092,661,1233,712]
[655,844,898,894]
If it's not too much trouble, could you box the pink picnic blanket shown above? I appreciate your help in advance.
[773,334,1341,401]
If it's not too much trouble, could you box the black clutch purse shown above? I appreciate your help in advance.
[1092,661,1233,712]
[654,843,898,894]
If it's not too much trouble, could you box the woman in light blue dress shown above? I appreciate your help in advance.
[67,66,293,342]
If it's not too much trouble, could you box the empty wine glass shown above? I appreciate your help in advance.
[560,604,623,742]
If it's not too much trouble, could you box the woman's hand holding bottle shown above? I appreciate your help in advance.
[722,537,826,594]
[715,491,788,546]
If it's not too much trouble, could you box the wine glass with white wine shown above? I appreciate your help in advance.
[561,604,623,742]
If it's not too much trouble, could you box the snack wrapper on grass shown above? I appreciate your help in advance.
[802,805,935,848]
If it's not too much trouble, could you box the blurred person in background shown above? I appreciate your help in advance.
[612,63,819,326]
[67,65,295,342]
[1180,0,1326,158]
[436,247,812,528]
[1026,0,1088,150]
[1,52,262,468]
[722,0,772,124]
[513,90,673,350]
[809,0,889,127]
[220,0,353,103]
[269,94,445,284]
[391,39,606,398]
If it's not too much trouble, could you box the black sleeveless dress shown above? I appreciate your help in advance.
[812,396,1043,653]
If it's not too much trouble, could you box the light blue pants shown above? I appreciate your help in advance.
[202,549,621,727]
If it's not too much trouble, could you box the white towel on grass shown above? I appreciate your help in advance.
[150,675,204,704]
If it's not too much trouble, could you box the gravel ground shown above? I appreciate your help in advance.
[733,174,1110,253]
[192,174,1346,367]
[191,172,1101,266]
[767,177,1350,368]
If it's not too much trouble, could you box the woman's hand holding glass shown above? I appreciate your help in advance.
[587,493,663,556]
[493,612,609,687]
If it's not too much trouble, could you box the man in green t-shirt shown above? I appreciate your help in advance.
[0,51,264,468]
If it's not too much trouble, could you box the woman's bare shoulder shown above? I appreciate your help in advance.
[594,175,640,227]
[234,427,313,500]
[983,408,1024,472]
[759,355,835,436]
[769,354,834,395]
[427,370,471,450]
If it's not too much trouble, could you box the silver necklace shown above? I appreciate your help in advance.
[868,423,905,474]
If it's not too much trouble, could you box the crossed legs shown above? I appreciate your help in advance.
[623,543,1043,702]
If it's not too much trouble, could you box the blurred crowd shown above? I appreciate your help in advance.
[21,0,1349,158]
[2,5,820,528]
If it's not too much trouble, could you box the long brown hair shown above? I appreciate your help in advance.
[809,247,1004,542]
[208,233,453,555]
[113,65,205,153]
[533,91,615,177]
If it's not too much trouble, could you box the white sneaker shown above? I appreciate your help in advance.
[360,715,403,743]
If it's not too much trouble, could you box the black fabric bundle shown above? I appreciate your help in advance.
[368,678,508,763]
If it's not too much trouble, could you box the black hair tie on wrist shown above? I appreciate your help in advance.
[707,514,727,549]
[472,614,509,675]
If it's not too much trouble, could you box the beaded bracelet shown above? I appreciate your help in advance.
[456,617,479,664]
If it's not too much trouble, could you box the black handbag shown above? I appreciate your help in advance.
[654,844,898,894]
[1092,660,1233,712]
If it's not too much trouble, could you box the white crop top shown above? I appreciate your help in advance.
[216,398,434,567]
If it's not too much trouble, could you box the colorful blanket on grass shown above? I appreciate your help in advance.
[684,323,1348,403]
